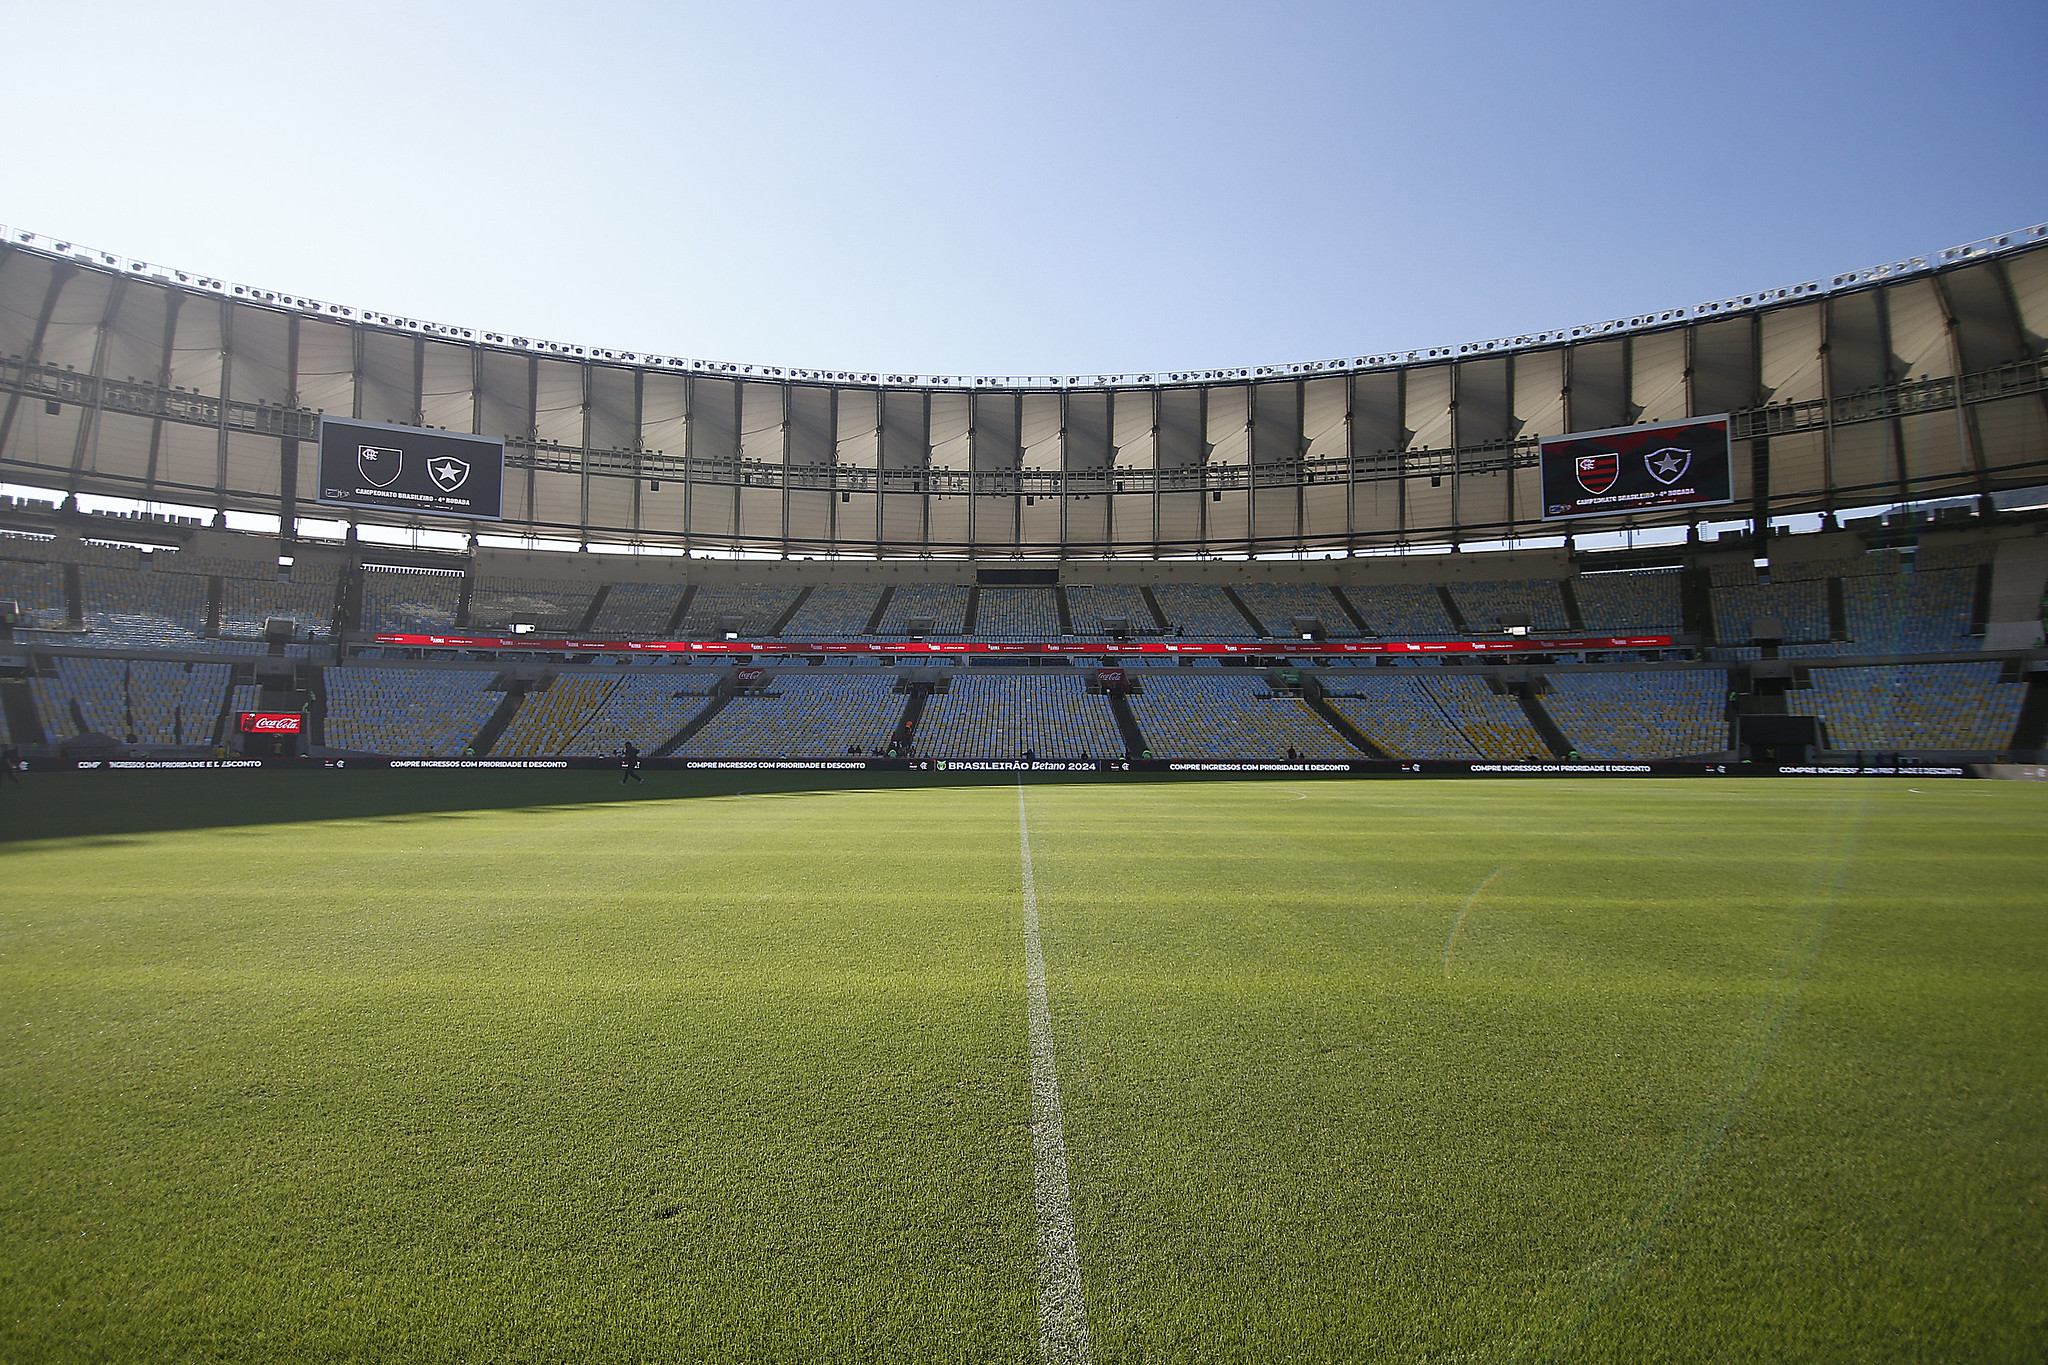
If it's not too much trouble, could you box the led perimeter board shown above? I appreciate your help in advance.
[316,417,504,521]
[1539,416,1732,522]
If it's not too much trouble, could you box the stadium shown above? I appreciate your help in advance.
[3,158,2046,1365]
[3,221,2047,771]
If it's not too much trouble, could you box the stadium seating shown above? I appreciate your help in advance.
[219,578,335,638]
[360,569,463,634]
[685,582,801,635]
[1342,583,1458,636]
[30,657,229,745]
[1447,579,1571,634]
[914,674,1123,758]
[1323,671,1551,760]
[0,553,65,628]
[569,673,711,753]
[1148,584,1254,637]
[1573,569,1684,633]
[1794,662,2022,751]
[323,667,502,755]
[674,673,902,757]
[782,584,884,637]
[973,588,1063,637]
[493,676,620,755]
[1840,567,1977,653]
[1712,581,1829,644]
[880,583,970,635]
[588,581,684,635]
[1231,583,1359,637]
[76,565,209,649]
[1126,672,1353,759]
[1541,670,1729,759]
[468,577,593,632]
[1062,583,1154,636]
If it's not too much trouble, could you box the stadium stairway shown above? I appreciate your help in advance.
[1221,587,1267,635]
[575,586,610,632]
[1327,587,1371,635]
[769,586,812,635]
[863,586,895,634]
[1298,678,1386,759]
[470,681,527,756]
[1107,689,1149,757]
[1516,688,1573,758]
[0,674,46,746]
[664,584,699,636]
[895,686,927,753]
[1138,586,1169,632]
[2012,670,2048,752]
[1558,579,1586,630]
[651,691,729,757]
[1434,586,1471,632]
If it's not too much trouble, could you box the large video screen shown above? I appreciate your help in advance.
[315,418,504,521]
[1539,416,1733,522]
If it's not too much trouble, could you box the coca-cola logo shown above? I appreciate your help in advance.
[240,712,303,733]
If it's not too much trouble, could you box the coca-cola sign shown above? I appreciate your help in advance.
[239,712,304,734]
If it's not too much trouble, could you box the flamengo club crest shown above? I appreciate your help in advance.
[357,444,403,487]
[1575,451,1618,494]
[428,456,471,492]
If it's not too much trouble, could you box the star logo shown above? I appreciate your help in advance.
[428,457,471,492]
[1644,446,1690,485]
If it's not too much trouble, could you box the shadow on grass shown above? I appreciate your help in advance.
[0,766,1201,843]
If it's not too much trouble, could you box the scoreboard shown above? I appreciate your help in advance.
[316,417,504,521]
[1540,416,1733,522]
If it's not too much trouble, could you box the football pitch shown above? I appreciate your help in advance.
[2,770,2043,1362]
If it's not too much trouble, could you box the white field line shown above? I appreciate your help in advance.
[1017,781,1092,1365]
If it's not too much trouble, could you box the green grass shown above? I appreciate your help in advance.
[2,771,2043,1362]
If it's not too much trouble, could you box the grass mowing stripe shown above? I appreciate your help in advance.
[1530,780,1872,1363]
[1018,779,1092,1365]
[1441,865,1512,979]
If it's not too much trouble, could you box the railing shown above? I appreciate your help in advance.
[5,351,2045,499]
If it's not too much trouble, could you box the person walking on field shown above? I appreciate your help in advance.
[620,740,644,785]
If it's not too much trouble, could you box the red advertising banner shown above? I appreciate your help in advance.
[239,711,304,734]
[373,633,1673,656]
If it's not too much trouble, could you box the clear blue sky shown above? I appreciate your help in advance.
[4,1,2042,379]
